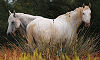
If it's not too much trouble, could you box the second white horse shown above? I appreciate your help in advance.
[26,4,91,46]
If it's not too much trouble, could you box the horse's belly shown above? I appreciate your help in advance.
[33,21,53,43]
[33,25,67,44]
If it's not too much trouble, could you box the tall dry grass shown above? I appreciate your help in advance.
[0,44,100,60]
[0,27,100,60]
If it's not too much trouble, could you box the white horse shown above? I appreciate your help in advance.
[26,4,91,46]
[7,10,42,36]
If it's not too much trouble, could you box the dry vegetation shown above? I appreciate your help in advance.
[0,28,100,60]
[0,45,100,60]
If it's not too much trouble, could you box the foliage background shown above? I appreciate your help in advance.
[0,0,100,47]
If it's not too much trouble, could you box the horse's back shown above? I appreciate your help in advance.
[27,17,53,40]
[27,17,68,43]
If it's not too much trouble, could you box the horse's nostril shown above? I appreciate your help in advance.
[85,23,90,27]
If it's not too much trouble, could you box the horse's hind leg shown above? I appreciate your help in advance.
[33,37,38,47]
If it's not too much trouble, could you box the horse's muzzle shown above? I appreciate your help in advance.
[85,23,90,27]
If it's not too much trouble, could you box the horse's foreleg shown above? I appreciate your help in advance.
[27,33,33,45]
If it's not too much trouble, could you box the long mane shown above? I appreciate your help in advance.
[75,6,90,19]
[75,7,83,19]
[56,6,90,23]
[56,7,83,20]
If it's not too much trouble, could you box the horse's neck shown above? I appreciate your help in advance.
[56,10,82,32]
[70,10,82,29]
[16,13,33,26]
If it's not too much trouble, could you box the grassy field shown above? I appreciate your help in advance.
[0,28,100,60]
[0,45,100,60]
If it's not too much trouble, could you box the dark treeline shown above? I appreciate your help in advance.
[0,0,100,44]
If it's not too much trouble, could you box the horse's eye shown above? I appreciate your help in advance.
[12,21,14,24]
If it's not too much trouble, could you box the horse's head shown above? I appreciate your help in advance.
[82,3,91,27]
[7,10,21,35]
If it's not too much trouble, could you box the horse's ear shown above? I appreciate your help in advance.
[82,4,85,8]
[89,3,91,8]
[13,10,16,18]
[9,10,11,15]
